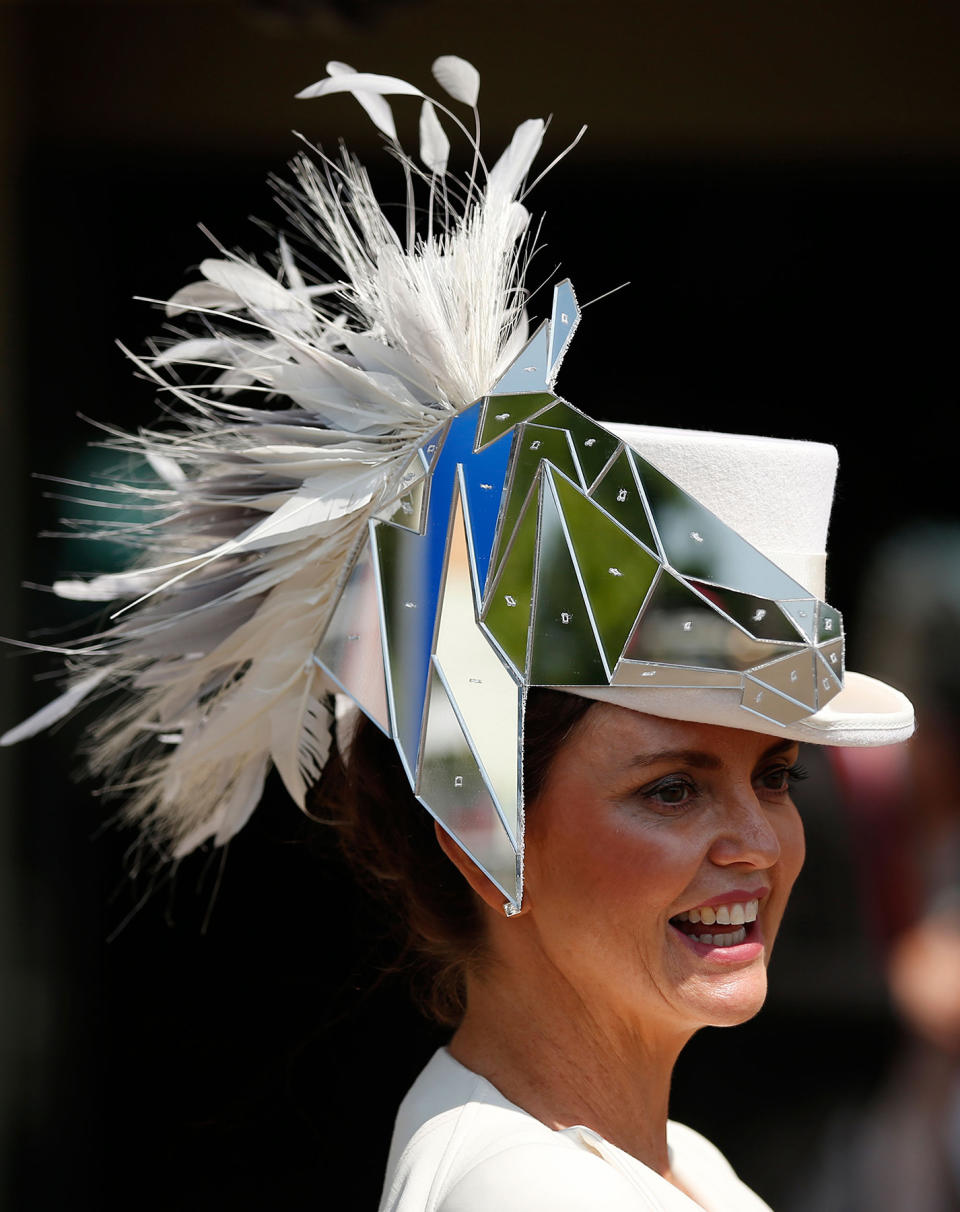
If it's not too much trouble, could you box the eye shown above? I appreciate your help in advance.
[638,774,698,809]
[757,761,808,793]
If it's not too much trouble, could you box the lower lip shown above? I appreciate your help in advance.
[669,923,765,965]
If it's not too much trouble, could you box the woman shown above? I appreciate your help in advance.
[2,56,915,1210]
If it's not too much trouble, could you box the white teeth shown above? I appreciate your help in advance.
[715,905,731,925]
[687,899,760,929]
[730,904,745,926]
[689,926,748,947]
[688,907,701,923]
[700,906,717,925]
[745,899,758,922]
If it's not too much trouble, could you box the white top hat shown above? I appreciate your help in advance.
[574,424,914,747]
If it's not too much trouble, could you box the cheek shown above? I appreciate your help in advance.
[527,794,704,926]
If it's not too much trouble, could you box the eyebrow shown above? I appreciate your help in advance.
[625,738,798,772]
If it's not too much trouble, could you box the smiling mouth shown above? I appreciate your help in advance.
[669,899,760,948]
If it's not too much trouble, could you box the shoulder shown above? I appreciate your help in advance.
[439,1141,650,1212]
[667,1120,742,1179]
[667,1121,773,1212]
[380,1050,648,1212]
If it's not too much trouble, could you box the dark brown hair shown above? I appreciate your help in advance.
[310,689,593,1025]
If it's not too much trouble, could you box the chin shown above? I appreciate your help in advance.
[696,969,770,1029]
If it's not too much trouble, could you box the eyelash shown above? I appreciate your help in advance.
[638,762,809,809]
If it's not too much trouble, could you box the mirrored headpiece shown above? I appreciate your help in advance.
[315,279,844,909]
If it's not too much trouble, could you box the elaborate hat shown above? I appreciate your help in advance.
[2,58,913,911]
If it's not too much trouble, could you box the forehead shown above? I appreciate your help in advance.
[560,703,798,768]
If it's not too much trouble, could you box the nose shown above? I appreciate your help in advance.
[708,789,782,869]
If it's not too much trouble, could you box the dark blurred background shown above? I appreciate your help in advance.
[2,1,960,1208]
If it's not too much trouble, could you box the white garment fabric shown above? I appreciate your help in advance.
[379,1049,772,1212]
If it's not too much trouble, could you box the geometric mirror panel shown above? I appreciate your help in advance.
[490,322,551,396]
[532,401,620,488]
[548,467,659,672]
[778,598,818,643]
[476,391,554,450]
[482,476,542,676]
[751,650,818,711]
[418,667,520,905]
[589,445,660,554]
[528,473,608,685]
[742,676,817,726]
[434,485,521,842]
[688,581,803,644]
[621,569,803,673]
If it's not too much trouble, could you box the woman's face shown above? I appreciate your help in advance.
[521,704,806,1037]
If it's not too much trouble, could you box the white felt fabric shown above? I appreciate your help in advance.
[606,424,838,599]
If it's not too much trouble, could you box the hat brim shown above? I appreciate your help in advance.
[568,671,915,748]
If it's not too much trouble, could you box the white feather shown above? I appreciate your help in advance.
[324,61,399,142]
[419,101,449,175]
[431,55,480,107]
[487,119,545,201]
[0,670,107,746]
[295,72,423,103]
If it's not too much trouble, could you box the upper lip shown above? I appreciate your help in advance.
[675,888,769,915]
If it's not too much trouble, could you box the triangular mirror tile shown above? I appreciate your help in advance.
[491,322,551,395]
[476,392,555,450]
[548,467,659,671]
[751,650,818,711]
[817,602,843,644]
[374,474,427,532]
[688,581,800,643]
[531,402,620,488]
[632,451,808,601]
[314,534,390,732]
[434,485,522,843]
[612,659,742,689]
[418,665,520,905]
[622,569,803,672]
[778,598,818,643]
[816,638,844,695]
[529,473,608,685]
[742,677,816,726]
[548,279,580,375]
[589,445,660,554]
[488,423,581,574]
[482,474,542,677]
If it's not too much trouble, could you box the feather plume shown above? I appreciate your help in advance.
[4,58,564,860]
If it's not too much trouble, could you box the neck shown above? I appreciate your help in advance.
[447,927,695,1177]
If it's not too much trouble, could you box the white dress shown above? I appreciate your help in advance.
[379,1049,772,1212]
